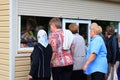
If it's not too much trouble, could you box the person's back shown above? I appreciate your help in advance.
[105,26,120,80]
[72,33,86,70]
[38,43,52,78]
[28,30,52,80]
[49,18,73,80]
[106,34,120,64]
[68,23,87,80]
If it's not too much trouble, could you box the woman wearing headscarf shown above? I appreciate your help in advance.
[83,23,108,80]
[28,29,52,80]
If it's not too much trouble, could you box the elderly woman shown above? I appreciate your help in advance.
[69,23,87,80]
[49,18,73,80]
[83,23,108,80]
[28,29,52,80]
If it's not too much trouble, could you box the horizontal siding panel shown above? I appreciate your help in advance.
[0,43,9,49]
[0,21,9,27]
[0,4,9,10]
[16,59,30,66]
[0,0,9,5]
[0,54,9,60]
[15,57,30,79]
[0,70,9,76]
[0,58,9,65]
[0,50,9,54]
[15,70,29,77]
[0,1,9,80]
[15,65,30,72]
[0,57,9,61]
[0,32,9,38]
[0,38,9,43]
[15,60,30,66]
[0,75,9,80]
[0,27,9,31]
[0,10,9,16]
[0,16,9,21]
[15,76,28,80]
[15,57,30,61]
[18,0,120,21]
[0,64,9,71]
[0,49,9,54]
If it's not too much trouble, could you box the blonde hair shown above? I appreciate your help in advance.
[69,23,78,34]
[90,23,102,35]
[98,26,102,34]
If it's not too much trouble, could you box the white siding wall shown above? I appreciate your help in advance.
[18,0,120,21]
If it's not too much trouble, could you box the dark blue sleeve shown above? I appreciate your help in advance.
[111,37,118,64]
[29,46,39,76]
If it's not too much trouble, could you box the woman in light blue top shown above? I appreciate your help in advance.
[83,23,108,80]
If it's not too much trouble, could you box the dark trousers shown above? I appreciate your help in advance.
[52,65,73,80]
[71,70,87,80]
[32,77,50,80]
[91,72,105,80]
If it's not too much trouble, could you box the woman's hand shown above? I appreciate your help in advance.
[82,64,88,72]
[28,75,32,80]
[83,53,96,71]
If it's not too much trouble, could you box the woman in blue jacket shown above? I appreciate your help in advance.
[105,26,120,80]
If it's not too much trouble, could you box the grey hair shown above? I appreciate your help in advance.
[49,18,62,29]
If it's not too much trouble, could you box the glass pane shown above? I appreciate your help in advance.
[20,16,52,48]
[65,23,76,29]
[79,23,88,45]
[21,16,37,48]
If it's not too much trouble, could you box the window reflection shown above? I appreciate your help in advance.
[20,16,51,48]
[21,18,37,48]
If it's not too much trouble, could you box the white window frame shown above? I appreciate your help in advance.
[17,16,34,56]
[119,22,120,35]
[62,19,91,43]
[17,17,92,56]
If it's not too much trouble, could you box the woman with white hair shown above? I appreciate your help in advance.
[28,29,52,80]
[83,23,108,80]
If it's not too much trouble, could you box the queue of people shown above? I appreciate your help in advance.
[28,17,120,80]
